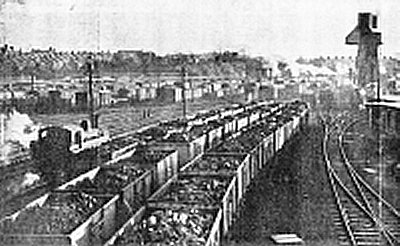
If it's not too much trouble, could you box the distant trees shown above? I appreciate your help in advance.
[0,46,269,80]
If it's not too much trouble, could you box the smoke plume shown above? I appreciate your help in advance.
[2,109,39,149]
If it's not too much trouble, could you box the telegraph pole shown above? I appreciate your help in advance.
[377,71,381,102]
[377,46,382,102]
[376,45,383,233]
[181,65,186,120]
[244,54,252,103]
[257,61,263,100]
[87,56,95,126]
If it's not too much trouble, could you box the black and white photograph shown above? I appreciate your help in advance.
[0,0,399,245]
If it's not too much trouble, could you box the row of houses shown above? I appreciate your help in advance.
[0,75,261,114]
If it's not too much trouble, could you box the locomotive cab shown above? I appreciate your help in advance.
[31,117,110,186]
[32,126,72,159]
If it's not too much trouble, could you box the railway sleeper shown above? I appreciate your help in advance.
[351,226,380,233]
[333,218,344,224]
[354,241,387,246]
[353,231,382,237]
[355,238,383,244]
[346,210,373,217]
[333,222,347,228]
[348,218,375,226]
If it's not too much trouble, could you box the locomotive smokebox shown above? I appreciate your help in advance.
[346,13,382,89]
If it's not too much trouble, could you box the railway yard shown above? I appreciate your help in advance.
[0,95,399,246]
[0,2,400,245]
[0,91,398,246]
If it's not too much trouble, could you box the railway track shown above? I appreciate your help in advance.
[321,113,400,246]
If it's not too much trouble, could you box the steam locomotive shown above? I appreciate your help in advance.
[30,116,112,186]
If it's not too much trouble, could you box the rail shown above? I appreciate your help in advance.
[339,124,400,219]
[339,120,400,245]
[322,112,399,246]
[320,113,357,246]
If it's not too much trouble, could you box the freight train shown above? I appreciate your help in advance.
[104,100,310,246]
[0,100,310,246]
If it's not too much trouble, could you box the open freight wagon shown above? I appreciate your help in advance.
[60,148,178,200]
[148,172,237,236]
[154,130,208,167]
[246,122,276,169]
[180,153,251,235]
[0,191,118,246]
[209,116,237,141]
[104,153,253,246]
[53,147,178,245]
[189,124,224,152]
[105,204,223,246]
[208,128,265,191]
[105,172,239,245]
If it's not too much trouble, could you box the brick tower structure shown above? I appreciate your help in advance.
[346,13,382,88]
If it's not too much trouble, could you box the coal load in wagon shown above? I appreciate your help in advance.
[63,165,147,214]
[113,208,217,246]
[152,175,231,207]
[0,191,110,239]
[184,154,247,173]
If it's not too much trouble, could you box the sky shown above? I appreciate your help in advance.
[0,0,399,59]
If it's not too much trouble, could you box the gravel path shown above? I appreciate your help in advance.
[224,123,338,245]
